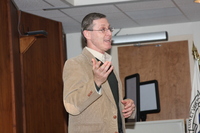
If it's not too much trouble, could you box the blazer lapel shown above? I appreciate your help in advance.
[102,79,117,108]
[82,47,117,108]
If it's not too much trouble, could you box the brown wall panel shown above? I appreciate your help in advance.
[0,1,13,131]
[118,41,191,121]
[20,11,67,133]
[0,1,67,132]
[0,0,23,133]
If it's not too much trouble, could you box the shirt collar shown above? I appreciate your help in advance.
[86,47,112,63]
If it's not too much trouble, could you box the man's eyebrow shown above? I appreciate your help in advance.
[99,24,111,27]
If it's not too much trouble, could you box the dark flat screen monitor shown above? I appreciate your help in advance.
[124,73,140,122]
[140,80,160,121]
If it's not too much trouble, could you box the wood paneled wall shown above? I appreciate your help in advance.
[0,1,67,132]
[0,0,23,132]
[118,41,191,121]
[19,11,67,133]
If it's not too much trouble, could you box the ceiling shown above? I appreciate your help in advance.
[12,0,200,34]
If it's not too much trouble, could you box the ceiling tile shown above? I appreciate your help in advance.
[116,0,176,11]
[61,5,121,17]
[44,0,71,7]
[173,0,196,5]
[64,0,133,6]
[12,0,200,34]
[106,12,139,28]
[14,0,51,11]
[178,4,200,21]
[136,15,189,26]
[25,10,67,18]
[126,7,182,20]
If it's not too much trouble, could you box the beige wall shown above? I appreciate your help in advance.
[66,21,200,60]
[66,22,198,85]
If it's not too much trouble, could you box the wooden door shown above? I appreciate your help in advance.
[118,40,191,121]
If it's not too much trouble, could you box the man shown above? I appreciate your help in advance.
[63,12,136,133]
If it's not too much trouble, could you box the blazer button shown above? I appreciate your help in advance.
[87,91,93,97]
[113,115,117,119]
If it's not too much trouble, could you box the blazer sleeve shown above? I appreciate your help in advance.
[63,58,102,115]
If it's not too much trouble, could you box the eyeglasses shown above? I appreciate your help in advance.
[86,27,114,33]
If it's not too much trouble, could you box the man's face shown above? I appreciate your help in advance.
[86,18,112,54]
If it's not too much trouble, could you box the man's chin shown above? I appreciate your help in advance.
[105,45,112,51]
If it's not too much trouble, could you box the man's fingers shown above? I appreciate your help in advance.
[92,59,102,70]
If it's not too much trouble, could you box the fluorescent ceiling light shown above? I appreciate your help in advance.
[112,31,168,45]
[65,0,134,6]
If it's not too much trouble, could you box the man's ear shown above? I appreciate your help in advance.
[83,30,91,40]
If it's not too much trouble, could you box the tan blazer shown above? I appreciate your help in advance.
[63,48,130,133]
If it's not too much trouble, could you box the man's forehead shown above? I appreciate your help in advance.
[93,18,110,26]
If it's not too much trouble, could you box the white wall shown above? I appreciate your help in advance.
[126,119,185,133]
[66,21,200,59]
[66,21,200,81]
[66,33,83,59]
